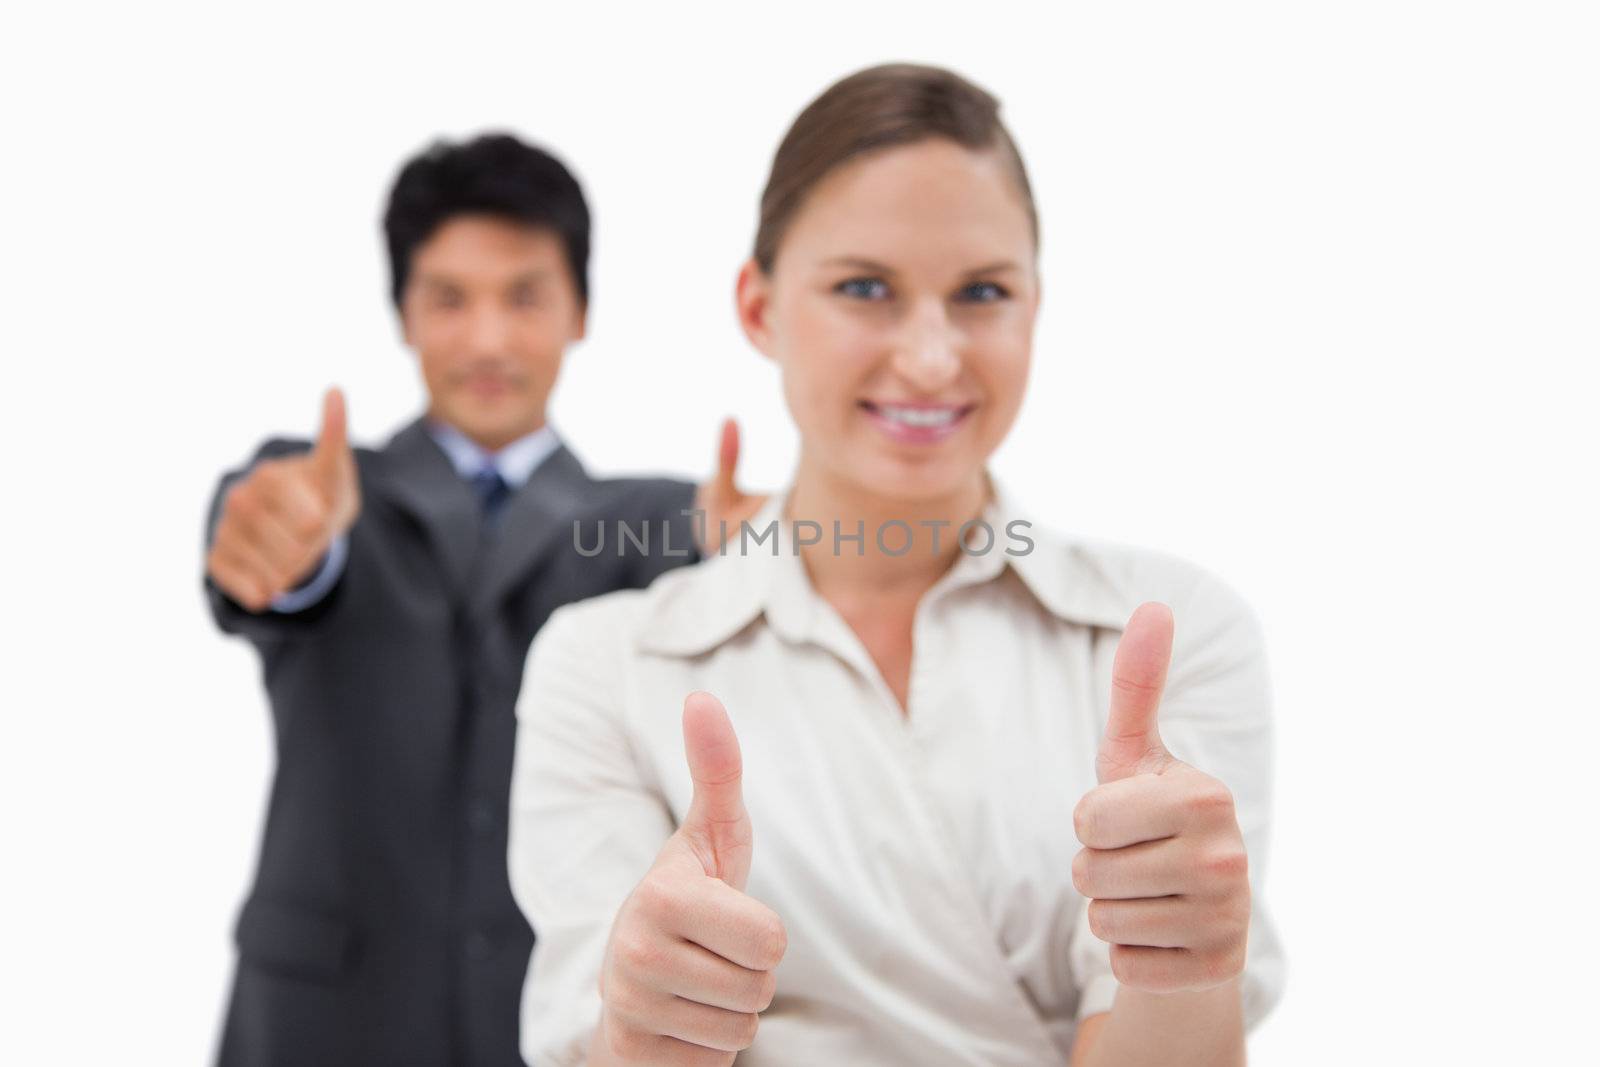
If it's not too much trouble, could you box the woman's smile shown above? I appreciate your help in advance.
[857,399,977,444]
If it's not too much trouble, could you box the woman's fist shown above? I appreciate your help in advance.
[1072,603,1252,994]
[592,692,786,1066]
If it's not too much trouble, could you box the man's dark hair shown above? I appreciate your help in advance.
[382,132,591,308]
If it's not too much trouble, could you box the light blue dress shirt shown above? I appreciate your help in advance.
[269,419,562,613]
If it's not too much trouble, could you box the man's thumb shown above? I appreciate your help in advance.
[311,386,351,490]
[680,690,752,889]
[712,417,740,500]
[1098,601,1175,783]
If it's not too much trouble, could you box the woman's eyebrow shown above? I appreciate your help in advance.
[820,255,896,274]
[960,260,1022,277]
[819,256,1022,278]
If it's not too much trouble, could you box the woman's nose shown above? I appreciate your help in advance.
[888,299,963,390]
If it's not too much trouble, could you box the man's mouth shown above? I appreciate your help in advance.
[465,376,514,398]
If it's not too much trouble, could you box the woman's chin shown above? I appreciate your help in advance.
[842,452,989,508]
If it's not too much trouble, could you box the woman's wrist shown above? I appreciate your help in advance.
[1076,979,1246,1067]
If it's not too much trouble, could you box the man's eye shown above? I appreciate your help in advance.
[835,277,889,301]
[510,287,539,307]
[955,281,1009,303]
[431,291,464,309]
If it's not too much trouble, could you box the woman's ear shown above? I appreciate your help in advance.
[734,258,776,361]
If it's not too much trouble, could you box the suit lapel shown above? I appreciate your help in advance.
[373,417,482,602]
[468,444,594,618]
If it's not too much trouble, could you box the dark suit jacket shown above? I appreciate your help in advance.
[204,416,700,1067]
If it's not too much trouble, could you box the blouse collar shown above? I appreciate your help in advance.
[636,471,1133,659]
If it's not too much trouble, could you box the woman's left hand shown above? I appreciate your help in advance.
[1070,602,1252,995]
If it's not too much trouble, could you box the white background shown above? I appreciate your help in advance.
[3,2,1596,1063]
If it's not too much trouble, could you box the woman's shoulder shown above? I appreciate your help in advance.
[1004,503,1262,640]
[534,548,761,661]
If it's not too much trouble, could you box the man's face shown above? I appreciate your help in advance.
[400,214,586,451]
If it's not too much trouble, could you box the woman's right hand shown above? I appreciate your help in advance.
[590,691,787,1067]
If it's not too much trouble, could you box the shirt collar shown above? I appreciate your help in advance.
[423,417,562,488]
[636,471,1132,658]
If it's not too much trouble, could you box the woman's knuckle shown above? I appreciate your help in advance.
[727,1010,760,1048]
[633,874,677,923]
[1201,845,1248,882]
[1071,848,1096,895]
[1188,781,1235,820]
[751,968,778,1011]
[604,975,642,1019]
[1224,890,1252,933]
[606,1022,649,1062]
[753,915,787,968]
[1108,944,1137,985]
[1199,944,1243,987]
[1086,899,1115,942]
[1072,795,1097,844]
[614,931,659,975]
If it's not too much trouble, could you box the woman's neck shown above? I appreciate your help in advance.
[784,457,991,604]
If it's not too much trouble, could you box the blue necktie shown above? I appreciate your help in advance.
[470,464,512,525]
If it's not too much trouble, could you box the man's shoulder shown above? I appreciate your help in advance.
[231,433,387,471]
[571,471,697,519]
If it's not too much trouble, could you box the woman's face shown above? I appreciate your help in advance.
[737,138,1039,506]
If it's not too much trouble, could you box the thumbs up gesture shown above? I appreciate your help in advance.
[692,418,767,554]
[1070,603,1252,994]
[592,692,786,1065]
[206,387,362,612]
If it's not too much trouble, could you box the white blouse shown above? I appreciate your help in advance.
[508,480,1286,1066]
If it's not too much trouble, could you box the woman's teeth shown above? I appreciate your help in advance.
[877,404,960,427]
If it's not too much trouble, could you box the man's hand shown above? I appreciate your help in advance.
[206,387,361,612]
[1071,602,1252,995]
[591,691,785,1066]
[693,419,766,554]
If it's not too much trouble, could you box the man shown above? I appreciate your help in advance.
[202,133,754,1066]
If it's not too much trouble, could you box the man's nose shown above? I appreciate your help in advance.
[464,304,513,356]
[888,298,963,391]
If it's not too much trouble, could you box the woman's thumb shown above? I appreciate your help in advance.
[680,690,752,889]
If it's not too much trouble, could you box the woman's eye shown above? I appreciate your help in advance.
[955,281,1009,303]
[835,277,889,301]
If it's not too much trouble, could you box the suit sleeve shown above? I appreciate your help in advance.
[201,436,349,645]
[1067,568,1288,1029]
[508,600,675,1067]
[629,478,703,587]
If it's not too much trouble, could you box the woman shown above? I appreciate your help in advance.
[509,63,1285,1067]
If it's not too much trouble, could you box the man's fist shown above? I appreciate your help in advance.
[693,418,767,554]
[206,387,361,612]
[591,691,785,1066]
[1071,602,1252,995]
